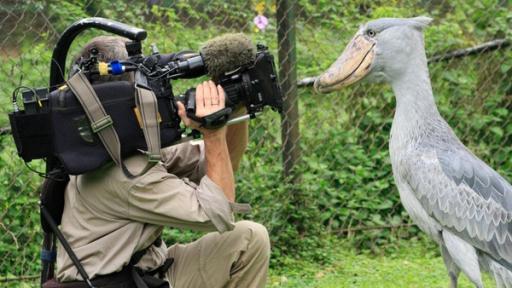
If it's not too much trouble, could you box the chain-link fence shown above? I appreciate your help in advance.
[1,0,511,285]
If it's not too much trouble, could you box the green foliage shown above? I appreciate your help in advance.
[0,137,42,276]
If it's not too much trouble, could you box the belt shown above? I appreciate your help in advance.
[43,237,173,288]
[42,265,135,288]
[42,259,173,288]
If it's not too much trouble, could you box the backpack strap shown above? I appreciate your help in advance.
[67,72,161,178]
[134,83,161,167]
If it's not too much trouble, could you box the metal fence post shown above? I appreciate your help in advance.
[276,0,301,181]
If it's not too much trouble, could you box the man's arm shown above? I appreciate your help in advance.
[160,109,248,182]
[226,108,249,172]
[177,81,235,202]
[203,131,234,202]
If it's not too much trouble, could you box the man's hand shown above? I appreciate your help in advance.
[176,80,227,139]
[177,80,235,202]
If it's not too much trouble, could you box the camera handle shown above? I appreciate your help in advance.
[186,107,233,129]
[227,113,259,125]
[175,112,260,146]
[177,87,261,130]
[178,88,232,129]
[50,17,147,91]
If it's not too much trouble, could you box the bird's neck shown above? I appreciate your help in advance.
[389,52,446,149]
[390,57,438,118]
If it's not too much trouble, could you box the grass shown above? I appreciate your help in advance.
[1,235,497,287]
[269,236,496,288]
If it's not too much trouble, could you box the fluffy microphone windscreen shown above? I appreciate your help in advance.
[200,33,256,80]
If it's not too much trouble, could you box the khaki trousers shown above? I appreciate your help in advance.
[166,221,271,288]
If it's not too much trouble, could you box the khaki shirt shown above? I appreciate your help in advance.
[56,141,246,281]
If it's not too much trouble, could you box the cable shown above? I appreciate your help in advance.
[24,160,67,182]
[11,86,38,112]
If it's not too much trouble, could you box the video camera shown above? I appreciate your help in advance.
[76,36,283,127]
[9,17,282,176]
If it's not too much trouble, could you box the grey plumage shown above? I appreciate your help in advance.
[316,17,512,287]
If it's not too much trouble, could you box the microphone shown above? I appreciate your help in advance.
[173,33,256,80]
[200,33,256,80]
[174,33,282,129]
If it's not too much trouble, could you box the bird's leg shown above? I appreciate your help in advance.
[442,230,484,288]
[441,244,460,288]
[449,272,459,288]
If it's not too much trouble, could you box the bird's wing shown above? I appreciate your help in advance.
[404,147,512,265]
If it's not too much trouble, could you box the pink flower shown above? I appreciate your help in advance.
[254,15,269,31]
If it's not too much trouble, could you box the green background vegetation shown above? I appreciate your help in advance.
[0,0,511,286]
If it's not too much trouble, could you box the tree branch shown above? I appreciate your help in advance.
[335,223,415,235]
[428,38,510,63]
[0,126,11,135]
[0,275,39,283]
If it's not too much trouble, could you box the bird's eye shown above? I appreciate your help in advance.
[367,29,376,37]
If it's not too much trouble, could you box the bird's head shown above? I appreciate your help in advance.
[314,16,432,93]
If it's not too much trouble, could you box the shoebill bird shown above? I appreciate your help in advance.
[314,17,512,288]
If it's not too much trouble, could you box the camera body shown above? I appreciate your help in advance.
[76,40,282,123]
[211,44,282,115]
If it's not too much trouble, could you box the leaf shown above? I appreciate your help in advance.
[376,199,394,210]
[490,127,504,139]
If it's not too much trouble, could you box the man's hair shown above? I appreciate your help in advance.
[70,35,131,82]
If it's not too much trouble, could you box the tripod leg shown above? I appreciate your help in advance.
[40,232,56,286]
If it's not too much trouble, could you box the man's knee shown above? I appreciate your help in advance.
[234,221,270,258]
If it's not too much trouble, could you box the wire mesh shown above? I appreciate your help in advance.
[0,0,510,285]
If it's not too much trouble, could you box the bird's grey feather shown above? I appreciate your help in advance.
[480,254,512,288]
[437,148,512,210]
[400,140,512,266]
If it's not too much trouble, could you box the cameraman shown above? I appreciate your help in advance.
[55,36,270,288]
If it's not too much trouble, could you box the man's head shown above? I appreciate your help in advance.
[70,35,131,82]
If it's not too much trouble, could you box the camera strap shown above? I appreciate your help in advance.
[67,72,161,179]
[186,108,233,129]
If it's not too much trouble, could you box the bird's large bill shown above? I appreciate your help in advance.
[314,35,375,93]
